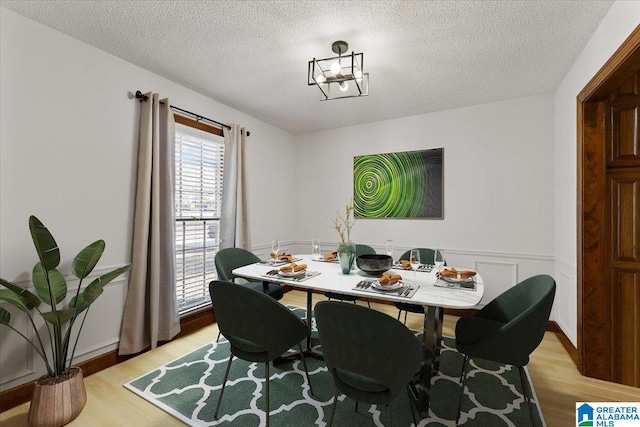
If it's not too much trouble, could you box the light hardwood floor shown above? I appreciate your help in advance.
[1,290,639,426]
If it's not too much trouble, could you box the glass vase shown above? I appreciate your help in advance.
[337,241,356,274]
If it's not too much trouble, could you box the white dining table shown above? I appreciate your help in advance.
[232,254,484,418]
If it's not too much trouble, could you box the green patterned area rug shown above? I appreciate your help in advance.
[124,306,545,426]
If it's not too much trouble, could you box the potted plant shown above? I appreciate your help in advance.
[0,216,131,427]
[331,203,357,274]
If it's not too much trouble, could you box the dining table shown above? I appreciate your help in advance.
[232,253,484,418]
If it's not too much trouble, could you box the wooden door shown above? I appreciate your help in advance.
[578,25,640,386]
[607,78,640,386]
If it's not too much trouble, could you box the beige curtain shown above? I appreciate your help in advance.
[219,124,251,249]
[119,92,181,355]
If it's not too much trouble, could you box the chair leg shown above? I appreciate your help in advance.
[328,389,339,427]
[386,404,392,427]
[355,400,358,412]
[403,310,408,325]
[297,343,314,396]
[265,362,270,427]
[519,366,536,426]
[459,355,469,383]
[406,387,418,427]
[216,330,221,343]
[397,310,402,321]
[366,300,371,308]
[456,355,470,424]
[214,353,234,419]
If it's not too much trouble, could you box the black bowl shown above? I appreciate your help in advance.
[356,254,393,276]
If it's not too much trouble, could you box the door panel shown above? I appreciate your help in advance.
[608,72,640,386]
[612,270,640,386]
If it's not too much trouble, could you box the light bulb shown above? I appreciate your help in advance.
[339,81,349,92]
[315,75,326,84]
[330,61,341,75]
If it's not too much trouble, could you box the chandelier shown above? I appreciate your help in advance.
[308,41,369,101]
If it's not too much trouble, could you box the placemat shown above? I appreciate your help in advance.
[392,262,433,273]
[433,278,476,291]
[261,270,321,282]
[352,281,419,299]
[258,257,302,266]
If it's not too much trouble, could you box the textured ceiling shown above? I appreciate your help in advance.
[1,0,614,135]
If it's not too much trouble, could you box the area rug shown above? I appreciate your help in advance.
[124,306,545,426]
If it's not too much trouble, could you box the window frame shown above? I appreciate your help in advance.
[173,114,224,315]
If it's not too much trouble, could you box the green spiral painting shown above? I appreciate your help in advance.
[353,148,443,218]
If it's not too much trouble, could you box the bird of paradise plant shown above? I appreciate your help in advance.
[0,216,131,378]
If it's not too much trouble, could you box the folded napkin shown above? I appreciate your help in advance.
[399,260,411,270]
[440,267,476,279]
[271,252,293,262]
[280,262,307,273]
[323,252,337,261]
[379,272,402,286]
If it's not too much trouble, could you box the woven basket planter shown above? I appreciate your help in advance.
[28,367,87,427]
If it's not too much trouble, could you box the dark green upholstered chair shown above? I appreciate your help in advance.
[214,247,283,300]
[315,301,421,427]
[455,274,556,425]
[209,280,313,427]
[394,248,444,324]
[324,244,375,307]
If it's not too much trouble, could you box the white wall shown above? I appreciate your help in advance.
[553,1,640,346]
[292,93,556,306]
[0,8,297,391]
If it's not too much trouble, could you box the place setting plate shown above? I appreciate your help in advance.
[278,270,307,278]
[435,275,477,290]
[370,281,404,291]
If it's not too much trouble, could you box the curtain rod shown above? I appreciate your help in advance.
[134,91,250,136]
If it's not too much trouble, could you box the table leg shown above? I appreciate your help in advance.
[306,289,313,351]
[414,305,444,417]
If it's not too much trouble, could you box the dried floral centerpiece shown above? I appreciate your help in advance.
[331,203,357,274]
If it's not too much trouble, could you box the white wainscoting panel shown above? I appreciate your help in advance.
[554,259,577,346]
[0,269,129,392]
[472,260,519,304]
[0,303,35,386]
[72,277,127,361]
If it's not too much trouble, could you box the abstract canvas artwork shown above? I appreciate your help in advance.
[353,148,443,219]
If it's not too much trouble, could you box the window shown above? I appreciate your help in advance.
[174,115,224,314]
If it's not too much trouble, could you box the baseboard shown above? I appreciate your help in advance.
[548,320,579,366]
[0,307,216,413]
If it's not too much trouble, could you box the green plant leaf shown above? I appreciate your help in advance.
[72,264,131,312]
[72,240,105,280]
[29,216,60,271]
[0,278,41,309]
[40,309,76,327]
[32,264,67,306]
[0,289,31,313]
[0,306,10,325]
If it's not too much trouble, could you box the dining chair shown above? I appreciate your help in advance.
[209,280,313,427]
[394,248,444,324]
[214,247,284,342]
[214,247,284,300]
[315,301,421,427]
[323,243,375,308]
[455,274,556,426]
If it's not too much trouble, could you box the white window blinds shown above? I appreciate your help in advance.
[174,123,224,313]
